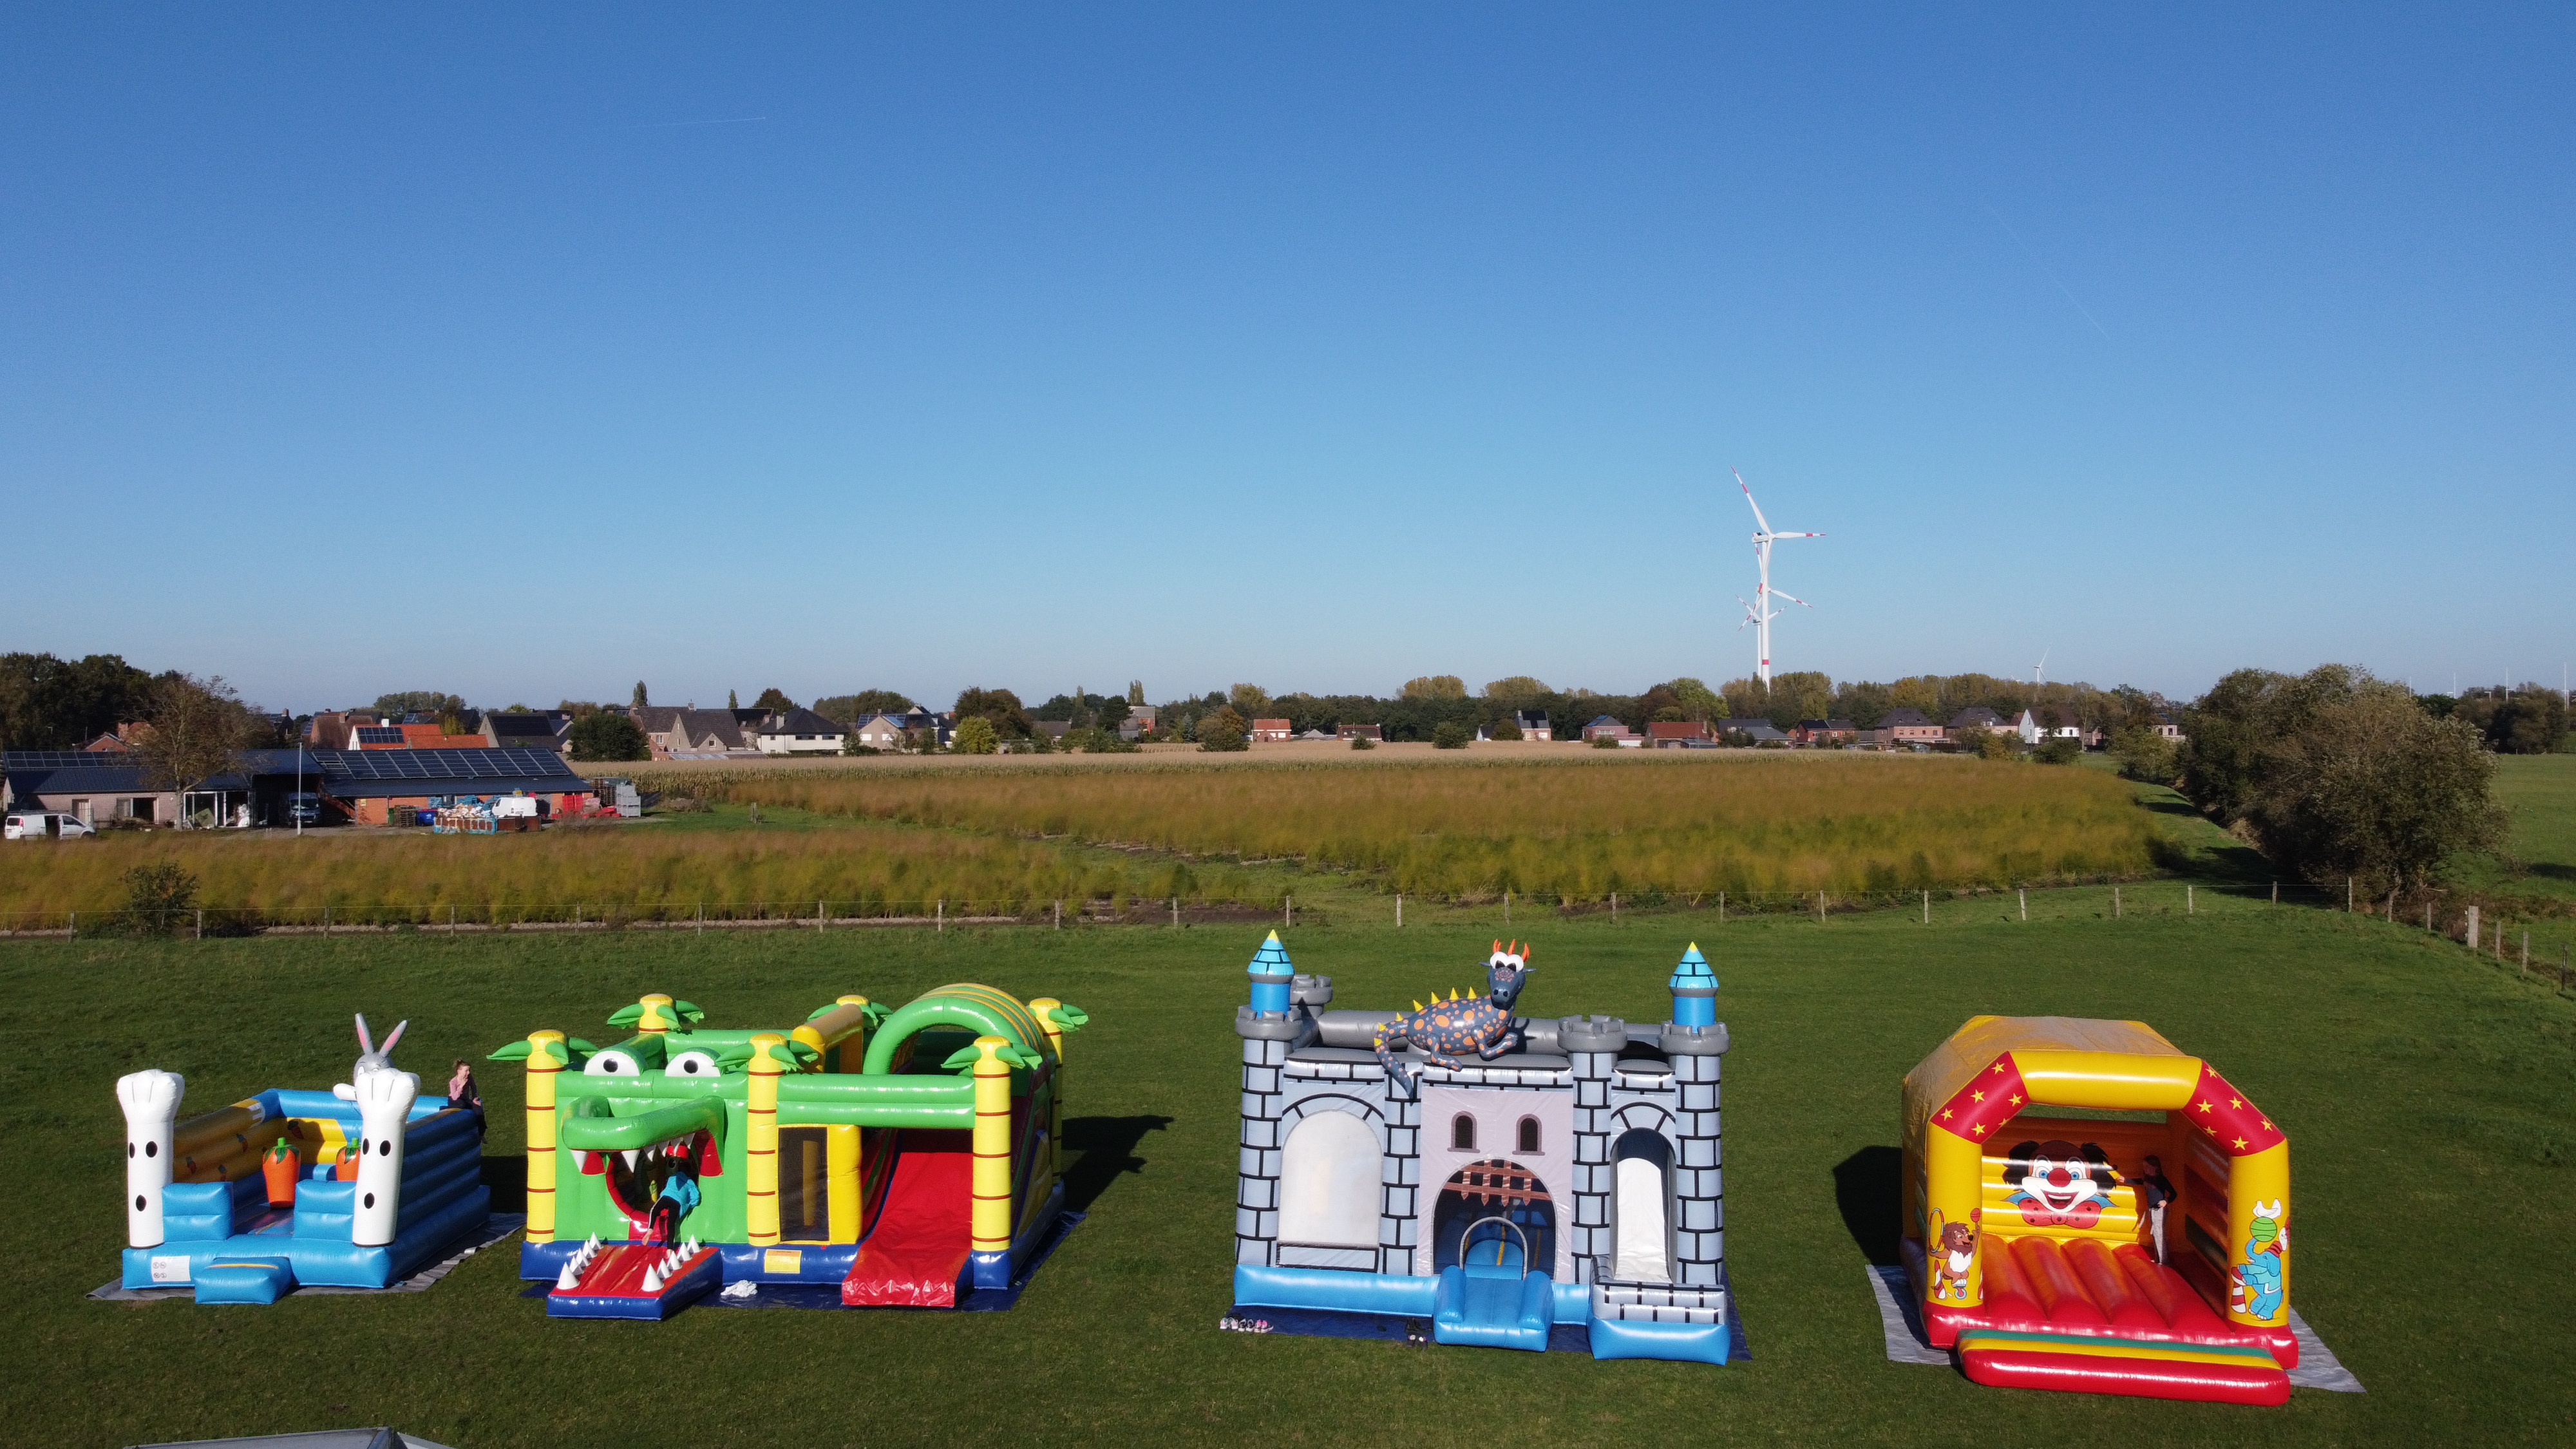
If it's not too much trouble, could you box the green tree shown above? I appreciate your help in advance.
[1487,716,1523,741]
[2110,726,2177,782]
[2242,682,2506,893]
[1400,675,1467,701]
[1662,677,1723,721]
[1432,721,1473,749]
[752,688,796,712]
[951,717,999,754]
[632,681,649,709]
[1639,684,1685,723]
[1127,680,1146,706]
[569,712,650,762]
[814,690,916,723]
[1198,707,1249,752]
[1965,728,2018,761]
[120,863,200,937]
[1229,683,1271,717]
[1482,676,1550,706]
[0,652,162,749]
[727,689,739,709]
[373,690,464,718]
[954,687,1035,739]
[2033,736,2083,765]
[140,675,263,824]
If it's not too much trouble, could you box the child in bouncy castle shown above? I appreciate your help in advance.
[448,1060,486,1139]
[647,1172,701,1245]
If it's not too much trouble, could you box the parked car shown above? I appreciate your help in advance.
[5,808,95,840]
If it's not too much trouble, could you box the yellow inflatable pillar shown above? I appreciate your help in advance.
[1028,997,1065,1184]
[2226,1141,2292,1330]
[969,1036,1014,1265]
[794,995,872,1074]
[636,993,679,1036]
[746,1032,785,1247]
[522,1030,564,1242]
[1921,1126,1985,1309]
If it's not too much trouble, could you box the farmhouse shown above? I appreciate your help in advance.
[310,747,594,826]
[1582,715,1642,745]
[1250,717,1293,743]
[1647,721,1712,748]
[1336,723,1383,743]
[1,747,325,829]
[753,707,848,755]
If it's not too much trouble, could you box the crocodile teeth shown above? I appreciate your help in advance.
[556,1262,579,1290]
[620,1150,638,1171]
[641,1266,663,1293]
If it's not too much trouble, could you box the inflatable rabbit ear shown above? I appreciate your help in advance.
[379,1019,409,1057]
[355,1013,375,1055]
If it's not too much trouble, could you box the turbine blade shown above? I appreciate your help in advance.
[1732,468,1774,535]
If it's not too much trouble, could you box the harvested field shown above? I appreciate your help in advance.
[656,752,2159,900]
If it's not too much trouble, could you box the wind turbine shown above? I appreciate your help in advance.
[1732,469,1822,688]
[2032,650,2049,688]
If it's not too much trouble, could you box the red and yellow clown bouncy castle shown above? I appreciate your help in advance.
[1901,1016,2295,1406]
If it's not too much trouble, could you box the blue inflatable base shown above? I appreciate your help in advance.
[120,1188,493,1296]
[1233,1264,1743,1366]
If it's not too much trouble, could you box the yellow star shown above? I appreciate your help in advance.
[2009,1094,2023,1105]
[1941,1108,1954,1120]
[1971,1090,1985,1103]
[1971,1124,1987,1136]
[2231,1136,2249,1150]
[2229,1097,2243,1110]
[2259,1118,2275,1132]
[2197,1099,2213,1113]
[1993,1062,2009,1075]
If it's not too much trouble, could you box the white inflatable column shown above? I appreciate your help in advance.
[350,1068,420,1246]
[115,1070,186,1247]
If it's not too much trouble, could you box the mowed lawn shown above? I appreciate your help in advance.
[3,904,2570,1448]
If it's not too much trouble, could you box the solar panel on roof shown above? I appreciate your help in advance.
[312,748,577,782]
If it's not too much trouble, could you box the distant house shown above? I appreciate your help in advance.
[1716,717,1774,741]
[1869,707,1944,750]
[1947,706,2005,742]
[1796,719,1859,746]
[1249,718,1292,743]
[1516,711,1553,742]
[1736,723,1790,746]
[4,746,326,829]
[634,706,755,759]
[397,723,488,750]
[1336,723,1383,743]
[484,711,565,755]
[2154,712,2186,743]
[1582,715,1643,746]
[848,713,911,750]
[754,708,848,756]
[1296,728,1334,741]
[1647,721,1711,748]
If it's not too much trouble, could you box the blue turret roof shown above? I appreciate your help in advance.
[1247,930,1294,976]
[1669,943,1718,991]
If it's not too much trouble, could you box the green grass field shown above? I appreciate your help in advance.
[6,895,2572,1447]
[2452,755,2576,908]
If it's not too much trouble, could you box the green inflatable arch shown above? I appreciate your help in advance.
[862,983,1050,1075]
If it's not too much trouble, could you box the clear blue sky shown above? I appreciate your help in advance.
[6,6,2570,713]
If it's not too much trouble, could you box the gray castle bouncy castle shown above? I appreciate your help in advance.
[1227,933,1736,1363]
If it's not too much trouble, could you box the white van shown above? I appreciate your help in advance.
[4,808,95,840]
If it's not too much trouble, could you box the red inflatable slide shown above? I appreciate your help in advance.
[840,1131,972,1307]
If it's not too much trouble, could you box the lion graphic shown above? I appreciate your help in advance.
[1928,1212,1979,1303]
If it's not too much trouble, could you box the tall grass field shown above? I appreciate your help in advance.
[664,753,2159,900]
[0,818,1195,922]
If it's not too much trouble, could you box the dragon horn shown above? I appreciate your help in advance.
[1492,939,1501,953]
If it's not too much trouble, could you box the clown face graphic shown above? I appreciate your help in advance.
[2002,1139,2117,1229]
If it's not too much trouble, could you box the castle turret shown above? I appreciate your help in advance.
[1661,943,1727,1290]
[1247,931,1294,1014]
[1234,931,1305,1266]
[1669,943,1718,1026]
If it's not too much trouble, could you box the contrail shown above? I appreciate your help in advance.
[1987,205,2112,343]
[627,116,771,129]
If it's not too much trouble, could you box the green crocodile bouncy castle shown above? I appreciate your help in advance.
[500,986,1084,1320]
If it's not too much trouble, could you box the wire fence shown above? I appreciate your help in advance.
[2,877,2569,998]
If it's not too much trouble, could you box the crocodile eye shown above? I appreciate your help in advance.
[584,1050,642,1077]
[665,1050,720,1078]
